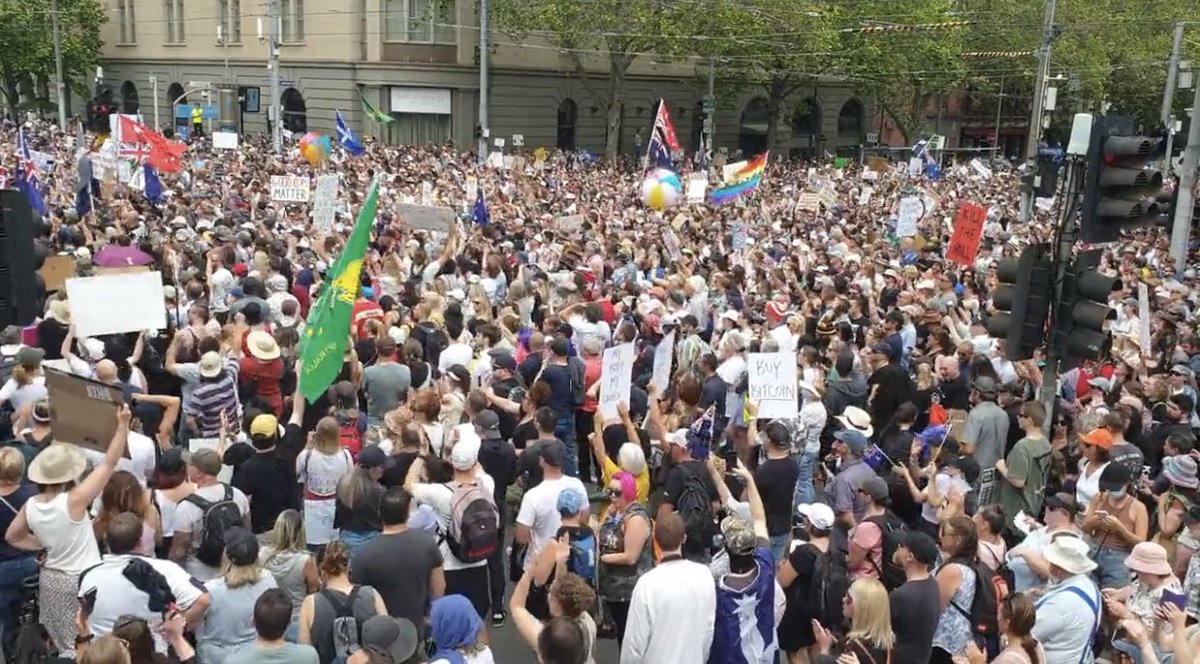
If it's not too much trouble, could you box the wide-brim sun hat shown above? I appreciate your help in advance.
[27,443,88,485]
[246,330,281,361]
[835,406,874,438]
[1042,534,1098,575]
[1124,541,1173,576]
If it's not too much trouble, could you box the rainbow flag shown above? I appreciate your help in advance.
[710,151,768,204]
[723,151,769,184]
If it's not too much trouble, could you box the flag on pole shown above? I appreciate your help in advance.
[646,99,682,166]
[298,177,381,403]
[119,115,187,172]
[472,186,489,225]
[709,152,769,205]
[75,152,100,217]
[912,139,942,179]
[15,128,46,216]
[360,93,394,124]
[335,110,365,157]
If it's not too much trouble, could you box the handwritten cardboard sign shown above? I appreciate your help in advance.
[44,369,130,457]
[270,175,310,202]
[599,343,636,418]
[398,204,455,233]
[747,352,798,418]
[651,332,675,396]
[896,196,923,237]
[945,203,987,267]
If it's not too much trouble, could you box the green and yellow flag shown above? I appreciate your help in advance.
[298,177,379,402]
[361,93,394,124]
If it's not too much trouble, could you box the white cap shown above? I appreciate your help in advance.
[450,432,482,470]
[797,503,835,530]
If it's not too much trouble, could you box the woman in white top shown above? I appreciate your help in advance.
[150,447,196,557]
[295,416,354,549]
[1075,429,1112,513]
[0,347,49,417]
[4,406,130,656]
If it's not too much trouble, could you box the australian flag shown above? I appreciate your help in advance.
[912,139,942,179]
[15,128,46,216]
[646,99,682,167]
[75,152,101,217]
[472,186,489,225]
[144,163,164,205]
[335,109,365,157]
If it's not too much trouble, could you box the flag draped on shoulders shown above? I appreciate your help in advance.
[15,128,46,216]
[298,177,380,402]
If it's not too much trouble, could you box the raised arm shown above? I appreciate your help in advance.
[69,405,131,518]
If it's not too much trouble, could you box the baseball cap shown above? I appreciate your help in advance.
[249,413,280,438]
[899,531,940,567]
[973,376,999,396]
[488,350,517,371]
[833,429,870,454]
[1098,462,1132,492]
[360,616,419,663]
[549,337,570,357]
[720,515,757,556]
[473,410,502,439]
[358,445,390,470]
[796,503,835,530]
[556,487,588,516]
[870,342,895,360]
[223,526,259,566]
[1044,492,1078,516]
[157,447,186,475]
[860,476,890,502]
[450,435,481,471]
[538,439,566,467]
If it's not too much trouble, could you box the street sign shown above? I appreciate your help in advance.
[187,80,211,91]
[866,132,879,144]
[702,95,715,113]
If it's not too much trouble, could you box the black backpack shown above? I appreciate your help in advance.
[950,559,1007,638]
[443,482,500,564]
[864,512,909,591]
[805,543,852,635]
[412,322,448,368]
[567,356,586,408]
[674,469,714,551]
[184,485,246,567]
[321,586,363,663]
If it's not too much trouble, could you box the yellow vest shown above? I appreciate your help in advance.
[191,107,202,122]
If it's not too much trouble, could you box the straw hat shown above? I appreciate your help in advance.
[246,331,281,361]
[835,406,875,438]
[27,443,88,485]
[1043,535,1098,576]
[198,351,223,378]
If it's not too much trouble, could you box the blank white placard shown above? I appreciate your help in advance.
[66,271,167,337]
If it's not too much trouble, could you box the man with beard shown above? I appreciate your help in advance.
[1141,393,1196,475]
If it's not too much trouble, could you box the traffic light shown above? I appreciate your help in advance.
[87,84,116,133]
[1055,251,1121,366]
[986,244,1053,361]
[1079,115,1169,244]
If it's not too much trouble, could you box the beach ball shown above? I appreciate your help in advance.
[641,168,682,211]
[298,132,332,165]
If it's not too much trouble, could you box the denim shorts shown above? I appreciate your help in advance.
[1092,545,1132,589]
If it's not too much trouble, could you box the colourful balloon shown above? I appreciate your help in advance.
[640,168,682,211]
[298,132,331,165]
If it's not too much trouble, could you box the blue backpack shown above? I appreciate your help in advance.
[567,529,597,586]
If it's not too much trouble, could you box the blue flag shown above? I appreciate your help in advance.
[16,129,46,216]
[472,186,489,225]
[75,152,100,217]
[335,109,365,157]
[144,164,163,204]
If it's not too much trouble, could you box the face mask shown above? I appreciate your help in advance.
[1108,488,1127,499]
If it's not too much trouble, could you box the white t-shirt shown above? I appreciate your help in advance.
[431,647,495,664]
[78,554,206,653]
[412,471,496,571]
[568,315,612,349]
[439,343,474,374]
[516,475,587,570]
[83,431,158,486]
[173,482,251,580]
[209,268,234,313]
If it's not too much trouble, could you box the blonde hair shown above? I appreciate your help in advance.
[311,417,342,455]
[915,363,934,391]
[846,578,895,649]
[0,448,25,484]
[222,556,267,589]
[79,635,131,664]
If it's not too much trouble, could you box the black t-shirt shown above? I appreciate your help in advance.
[382,450,420,488]
[937,373,971,411]
[350,529,442,628]
[889,576,941,664]
[867,364,911,430]
[512,420,539,451]
[334,483,384,532]
[489,377,521,440]
[478,437,518,506]
[663,459,719,558]
[754,456,800,537]
[229,423,305,534]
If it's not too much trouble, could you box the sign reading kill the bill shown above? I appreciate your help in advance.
[945,203,987,267]
[44,370,131,457]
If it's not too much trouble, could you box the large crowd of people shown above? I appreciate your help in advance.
[0,115,1197,664]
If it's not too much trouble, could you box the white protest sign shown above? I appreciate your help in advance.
[211,131,239,150]
[398,204,456,233]
[970,158,993,179]
[908,157,923,175]
[599,343,636,419]
[494,137,505,148]
[512,134,524,147]
[270,175,310,202]
[421,181,434,205]
[312,174,340,231]
[862,169,878,182]
[66,271,167,337]
[797,192,821,212]
[127,164,145,192]
[1138,283,1151,355]
[651,332,675,395]
[896,196,923,237]
[555,215,585,234]
[486,151,504,168]
[465,177,478,204]
[722,160,748,184]
[117,160,134,184]
[858,186,873,206]
[747,352,798,419]
[1035,197,1055,212]
[686,175,707,204]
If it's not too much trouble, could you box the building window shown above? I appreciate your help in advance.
[556,99,577,150]
[120,81,140,114]
[838,98,865,135]
[164,0,185,43]
[384,0,454,43]
[116,0,136,43]
[281,0,304,42]
[218,0,241,43]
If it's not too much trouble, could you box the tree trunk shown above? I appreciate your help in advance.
[765,97,782,150]
[2,70,20,114]
[604,52,633,162]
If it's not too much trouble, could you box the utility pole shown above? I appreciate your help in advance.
[1169,76,1200,264]
[994,74,1005,157]
[1020,0,1057,222]
[267,0,282,154]
[704,59,715,166]
[1163,23,1185,169]
[477,0,490,163]
[50,0,68,129]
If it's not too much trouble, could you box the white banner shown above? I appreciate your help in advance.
[686,175,708,204]
[312,174,340,232]
[211,131,239,150]
[896,196,923,237]
[747,352,799,419]
[66,271,167,337]
[1138,283,1151,356]
[599,343,636,419]
[970,158,993,179]
[651,332,675,396]
[398,204,455,233]
[858,186,873,206]
[270,175,310,202]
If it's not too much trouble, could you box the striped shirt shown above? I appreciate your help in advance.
[186,368,240,437]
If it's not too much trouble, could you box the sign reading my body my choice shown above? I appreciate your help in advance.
[747,352,799,418]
